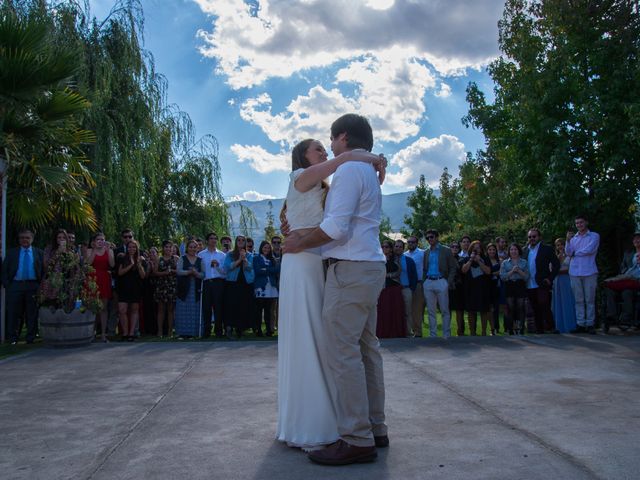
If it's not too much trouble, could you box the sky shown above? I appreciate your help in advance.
[88,0,504,201]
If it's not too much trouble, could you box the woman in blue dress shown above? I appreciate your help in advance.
[175,239,204,338]
[553,238,577,333]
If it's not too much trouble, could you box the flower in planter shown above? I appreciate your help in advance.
[37,250,102,314]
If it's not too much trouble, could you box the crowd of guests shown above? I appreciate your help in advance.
[3,214,640,344]
[375,216,640,339]
[2,228,283,344]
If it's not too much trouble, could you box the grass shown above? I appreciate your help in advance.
[1,310,512,360]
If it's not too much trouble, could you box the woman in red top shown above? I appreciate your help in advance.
[85,232,115,342]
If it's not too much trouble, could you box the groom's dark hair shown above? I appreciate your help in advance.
[331,114,373,152]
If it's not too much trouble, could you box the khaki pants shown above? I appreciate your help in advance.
[423,278,451,337]
[323,260,387,447]
[411,282,425,336]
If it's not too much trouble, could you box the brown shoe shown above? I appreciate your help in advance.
[308,439,377,465]
[374,435,389,448]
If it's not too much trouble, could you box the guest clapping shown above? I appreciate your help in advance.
[116,240,146,341]
[500,243,529,335]
[223,236,255,339]
[253,241,280,337]
[153,241,178,338]
[461,240,491,335]
[85,232,115,342]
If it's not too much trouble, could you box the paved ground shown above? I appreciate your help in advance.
[1,334,639,480]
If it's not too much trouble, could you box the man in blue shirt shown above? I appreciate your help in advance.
[1,229,45,344]
[422,229,458,338]
[393,240,417,336]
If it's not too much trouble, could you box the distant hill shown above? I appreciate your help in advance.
[226,190,435,238]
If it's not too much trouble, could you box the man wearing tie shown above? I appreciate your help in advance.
[2,229,44,344]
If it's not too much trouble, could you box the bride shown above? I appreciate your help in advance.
[276,138,385,449]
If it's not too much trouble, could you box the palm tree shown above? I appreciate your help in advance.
[0,8,97,230]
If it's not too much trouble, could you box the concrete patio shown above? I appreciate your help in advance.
[1,334,638,480]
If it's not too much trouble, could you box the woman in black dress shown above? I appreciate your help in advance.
[223,236,255,339]
[116,240,147,341]
[461,240,491,336]
[486,243,502,335]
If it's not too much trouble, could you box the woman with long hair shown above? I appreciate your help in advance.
[116,240,146,341]
[376,239,406,338]
[500,243,530,335]
[552,238,577,333]
[223,235,255,339]
[85,232,115,342]
[277,138,384,449]
[175,239,204,338]
[153,240,179,338]
[486,243,502,335]
[44,229,71,264]
[461,240,491,335]
[253,240,280,337]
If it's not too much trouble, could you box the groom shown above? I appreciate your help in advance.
[284,113,388,465]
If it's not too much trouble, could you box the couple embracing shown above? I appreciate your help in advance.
[277,113,389,465]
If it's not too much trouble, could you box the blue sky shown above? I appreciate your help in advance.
[89,0,503,201]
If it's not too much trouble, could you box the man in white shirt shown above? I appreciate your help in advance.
[566,215,600,333]
[284,113,387,466]
[198,232,227,338]
[404,235,425,337]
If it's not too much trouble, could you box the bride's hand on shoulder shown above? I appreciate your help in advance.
[280,217,291,237]
[374,154,387,184]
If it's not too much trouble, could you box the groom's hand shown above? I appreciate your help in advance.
[282,231,302,254]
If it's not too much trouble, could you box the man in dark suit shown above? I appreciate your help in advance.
[523,228,560,333]
[2,229,45,344]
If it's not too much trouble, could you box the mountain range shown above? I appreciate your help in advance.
[226,191,419,238]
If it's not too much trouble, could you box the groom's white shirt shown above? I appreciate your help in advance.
[319,161,385,262]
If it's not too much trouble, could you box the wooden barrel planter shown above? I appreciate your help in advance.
[39,308,95,348]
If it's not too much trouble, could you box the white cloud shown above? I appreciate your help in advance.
[230,143,289,173]
[237,49,434,149]
[193,0,501,174]
[194,0,502,87]
[386,134,467,188]
[435,83,452,98]
[226,190,277,202]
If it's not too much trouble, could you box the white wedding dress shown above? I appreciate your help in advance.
[276,169,339,449]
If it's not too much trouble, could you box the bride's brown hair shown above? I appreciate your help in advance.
[280,139,329,223]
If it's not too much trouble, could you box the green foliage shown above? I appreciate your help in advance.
[402,175,438,239]
[0,5,98,231]
[263,201,277,242]
[460,0,640,271]
[3,0,228,247]
[379,215,392,243]
[37,250,101,314]
[235,203,258,238]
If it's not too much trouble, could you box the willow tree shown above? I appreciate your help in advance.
[48,0,227,246]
